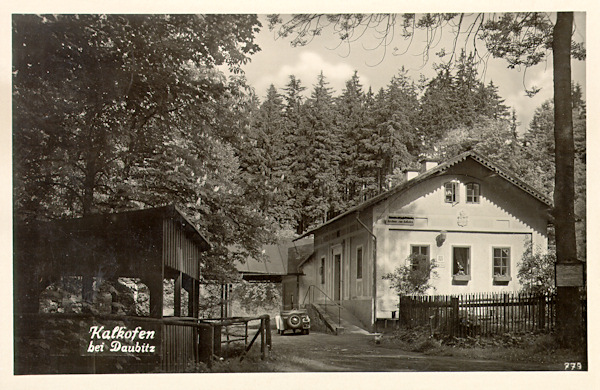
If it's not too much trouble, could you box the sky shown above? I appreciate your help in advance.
[241,13,586,134]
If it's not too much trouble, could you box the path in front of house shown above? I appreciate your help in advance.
[266,331,562,372]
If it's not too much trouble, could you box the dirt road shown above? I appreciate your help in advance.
[267,331,562,372]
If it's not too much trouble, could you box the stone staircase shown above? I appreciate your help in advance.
[309,302,372,335]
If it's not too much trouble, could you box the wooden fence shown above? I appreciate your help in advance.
[398,292,564,337]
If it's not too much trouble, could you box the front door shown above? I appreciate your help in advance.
[333,247,342,301]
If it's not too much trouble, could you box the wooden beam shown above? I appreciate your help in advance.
[174,272,182,317]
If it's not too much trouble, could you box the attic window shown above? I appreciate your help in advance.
[466,183,480,203]
[444,182,459,203]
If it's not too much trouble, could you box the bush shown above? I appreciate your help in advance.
[518,244,555,294]
[383,254,438,295]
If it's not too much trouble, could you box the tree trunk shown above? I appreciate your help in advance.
[552,11,583,348]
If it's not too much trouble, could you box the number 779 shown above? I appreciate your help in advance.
[564,362,582,370]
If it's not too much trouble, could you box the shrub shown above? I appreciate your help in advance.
[383,254,438,295]
[517,244,555,294]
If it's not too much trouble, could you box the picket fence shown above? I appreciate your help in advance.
[398,292,565,337]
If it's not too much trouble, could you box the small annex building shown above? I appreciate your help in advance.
[14,205,211,374]
[294,151,553,331]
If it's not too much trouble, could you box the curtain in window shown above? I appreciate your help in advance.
[453,247,469,275]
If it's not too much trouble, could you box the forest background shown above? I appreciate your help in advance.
[11,13,586,311]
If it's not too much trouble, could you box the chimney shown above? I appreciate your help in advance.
[404,169,419,181]
[420,159,438,173]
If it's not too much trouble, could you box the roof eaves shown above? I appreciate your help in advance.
[169,205,212,250]
[294,160,449,240]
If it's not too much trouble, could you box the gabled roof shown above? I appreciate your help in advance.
[296,151,553,239]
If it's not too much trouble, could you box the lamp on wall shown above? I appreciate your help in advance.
[436,230,447,247]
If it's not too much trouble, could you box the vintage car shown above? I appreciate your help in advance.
[275,309,310,335]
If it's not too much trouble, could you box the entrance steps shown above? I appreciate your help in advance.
[309,303,371,335]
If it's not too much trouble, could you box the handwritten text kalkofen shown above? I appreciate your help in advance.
[87,325,156,354]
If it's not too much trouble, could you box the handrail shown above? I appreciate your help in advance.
[301,285,342,327]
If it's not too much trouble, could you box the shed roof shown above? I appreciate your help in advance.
[296,151,553,239]
[14,205,211,281]
[235,244,288,276]
[235,238,313,281]
[16,205,211,250]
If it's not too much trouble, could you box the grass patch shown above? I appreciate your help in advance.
[383,327,587,366]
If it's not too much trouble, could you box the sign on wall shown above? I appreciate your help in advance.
[386,216,414,226]
[555,262,585,287]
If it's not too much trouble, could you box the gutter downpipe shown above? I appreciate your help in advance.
[356,212,377,332]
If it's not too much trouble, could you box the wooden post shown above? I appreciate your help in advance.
[198,324,214,367]
[213,324,222,357]
[503,294,508,333]
[220,284,224,319]
[147,272,164,318]
[451,297,459,337]
[538,294,546,330]
[265,316,272,353]
[174,272,182,317]
[188,278,197,318]
[260,318,266,360]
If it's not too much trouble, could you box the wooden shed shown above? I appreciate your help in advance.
[14,205,212,374]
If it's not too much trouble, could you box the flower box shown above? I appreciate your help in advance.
[452,274,471,282]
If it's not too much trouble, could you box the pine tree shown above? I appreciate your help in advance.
[280,75,309,233]
[336,71,367,206]
[372,69,420,190]
[303,72,342,226]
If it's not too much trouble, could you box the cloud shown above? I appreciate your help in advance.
[252,51,369,98]
[499,64,554,131]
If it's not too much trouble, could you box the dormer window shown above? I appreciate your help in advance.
[444,182,459,203]
[466,183,480,203]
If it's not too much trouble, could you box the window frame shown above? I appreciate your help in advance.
[356,246,363,280]
[466,182,481,204]
[410,245,430,271]
[452,246,471,281]
[444,181,459,204]
[492,247,512,282]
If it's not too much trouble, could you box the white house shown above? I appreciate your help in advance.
[292,151,552,330]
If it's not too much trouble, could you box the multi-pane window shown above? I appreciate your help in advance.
[444,182,459,203]
[410,245,430,271]
[320,257,325,284]
[356,247,363,280]
[493,248,510,277]
[452,247,470,276]
[466,183,480,203]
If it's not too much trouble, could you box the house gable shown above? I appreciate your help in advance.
[298,151,552,241]
[374,158,550,238]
